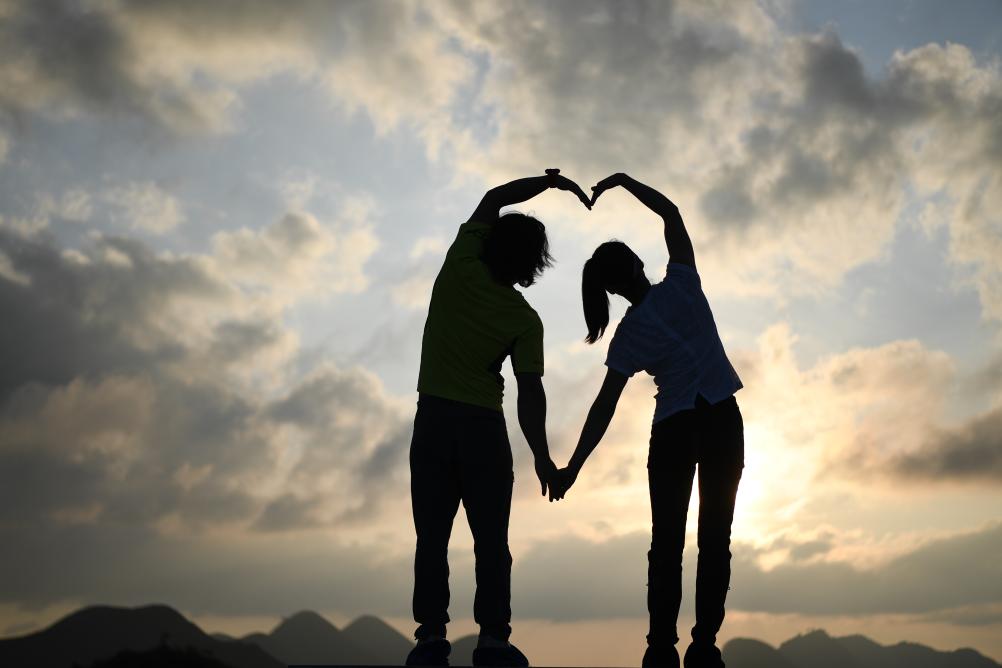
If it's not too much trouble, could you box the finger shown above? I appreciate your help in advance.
[571,184,592,209]
[595,175,617,190]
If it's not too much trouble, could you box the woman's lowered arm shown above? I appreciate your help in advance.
[551,367,629,500]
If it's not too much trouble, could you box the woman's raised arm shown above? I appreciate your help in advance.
[590,173,695,267]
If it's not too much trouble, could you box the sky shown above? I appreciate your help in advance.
[0,0,1000,664]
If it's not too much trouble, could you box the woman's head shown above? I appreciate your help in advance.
[482,212,553,288]
[582,240,644,344]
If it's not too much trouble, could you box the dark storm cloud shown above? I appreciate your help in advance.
[509,524,1002,621]
[0,522,412,617]
[207,319,286,366]
[731,523,1002,616]
[251,493,326,532]
[0,512,997,621]
[0,225,408,540]
[888,406,1002,483]
[0,0,468,138]
[0,227,218,399]
[0,0,233,133]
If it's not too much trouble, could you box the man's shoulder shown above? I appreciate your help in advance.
[457,220,492,237]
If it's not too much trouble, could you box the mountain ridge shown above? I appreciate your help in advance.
[0,604,997,668]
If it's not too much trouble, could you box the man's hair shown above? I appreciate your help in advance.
[482,212,553,288]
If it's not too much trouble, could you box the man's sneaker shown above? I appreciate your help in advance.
[406,637,451,666]
[643,644,680,668]
[472,642,530,667]
[683,642,724,668]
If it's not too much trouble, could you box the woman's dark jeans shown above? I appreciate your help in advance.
[410,393,514,642]
[647,394,744,650]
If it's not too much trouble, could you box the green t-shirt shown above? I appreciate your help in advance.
[417,221,545,411]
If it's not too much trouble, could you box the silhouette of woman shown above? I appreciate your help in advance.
[552,174,744,668]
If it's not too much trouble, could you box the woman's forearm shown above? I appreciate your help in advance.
[621,175,677,220]
[621,175,695,265]
[568,396,617,473]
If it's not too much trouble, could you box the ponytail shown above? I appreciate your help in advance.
[582,257,610,344]
[581,240,639,344]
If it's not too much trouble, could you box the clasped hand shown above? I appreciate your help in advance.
[535,458,578,503]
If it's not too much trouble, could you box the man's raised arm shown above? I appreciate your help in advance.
[468,170,591,224]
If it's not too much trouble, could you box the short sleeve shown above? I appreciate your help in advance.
[511,315,544,375]
[449,221,491,264]
[604,321,641,378]
[666,261,701,287]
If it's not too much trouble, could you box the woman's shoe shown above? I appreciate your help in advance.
[642,644,680,668]
[683,642,724,668]
[472,642,530,667]
[406,637,452,666]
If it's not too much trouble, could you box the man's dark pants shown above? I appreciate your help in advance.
[647,394,744,650]
[411,393,514,642]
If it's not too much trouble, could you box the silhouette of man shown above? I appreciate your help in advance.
[406,170,590,667]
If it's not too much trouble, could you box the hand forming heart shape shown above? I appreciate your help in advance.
[545,168,633,210]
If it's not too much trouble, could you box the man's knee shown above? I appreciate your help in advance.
[473,539,512,564]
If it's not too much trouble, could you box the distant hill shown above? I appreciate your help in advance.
[0,604,281,668]
[238,610,406,665]
[0,604,997,668]
[89,643,236,667]
[721,637,798,668]
[724,629,1000,668]
[342,614,417,663]
[779,629,859,668]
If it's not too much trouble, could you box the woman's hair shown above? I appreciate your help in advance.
[482,212,553,288]
[582,240,638,344]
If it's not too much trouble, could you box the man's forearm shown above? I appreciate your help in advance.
[488,176,552,210]
[517,389,551,461]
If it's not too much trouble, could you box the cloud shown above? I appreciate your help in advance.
[0,0,236,134]
[0,207,402,538]
[5,1,996,315]
[0,0,473,145]
[730,522,1002,617]
[105,181,184,234]
[0,522,413,617]
[36,188,93,223]
[729,324,955,498]
[508,522,1002,621]
[417,3,1002,316]
[211,208,378,298]
[265,365,412,527]
[886,406,1002,483]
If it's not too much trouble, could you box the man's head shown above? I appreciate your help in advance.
[482,212,553,288]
